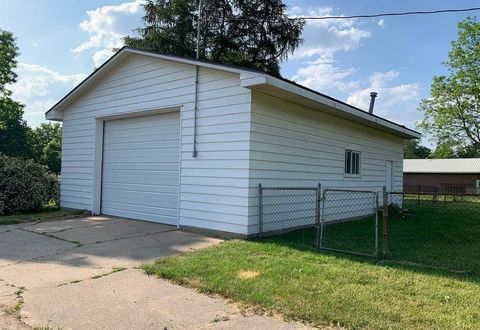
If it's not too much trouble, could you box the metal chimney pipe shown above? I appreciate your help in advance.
[368,92,378,114]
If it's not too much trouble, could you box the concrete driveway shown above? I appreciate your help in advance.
[0,216,307,330]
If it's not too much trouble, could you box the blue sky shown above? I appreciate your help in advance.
[1,0,479,145]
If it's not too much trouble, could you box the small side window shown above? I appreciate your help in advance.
[345,150,360,175]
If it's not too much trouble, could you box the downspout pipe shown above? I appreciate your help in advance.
[192,65,199,158]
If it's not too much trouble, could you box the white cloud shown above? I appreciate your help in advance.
[378,19,385,27]
[289,6,371,97]
[346,71,421,127]
[10,63,87,127]
[292,57,360,92]
[72,0,145,66]
[291,7,371,59]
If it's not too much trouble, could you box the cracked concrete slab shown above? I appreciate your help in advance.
[0,261,109,289]
[22,269,306,330]
[22,216,124,234]
[35,230,220,268]
[0,216,305,329]
[0,229,75,267]
[36,219,175,245]
[0,280,28,330]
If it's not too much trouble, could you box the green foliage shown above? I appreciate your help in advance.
[31,123,62,174]
[388,202,401,215]
[431,140,480,158]
[418,17,480,155]
[124,0,304,77]
[0,30,19,94]
[0,29,33,159]
[0,154,59,214]
[403,139,431,159]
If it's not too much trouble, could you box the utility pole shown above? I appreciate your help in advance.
[195,0,202,59]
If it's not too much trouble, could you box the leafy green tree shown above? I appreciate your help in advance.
[0,30,18,94]
[0,29,32,158]
[124,0,304,77]
[404,140,431,159]
[31,123,62,174]
[418,17,480,156]
[431,140,480,159]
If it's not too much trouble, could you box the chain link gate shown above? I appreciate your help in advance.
[318,189,379,257]
[258,184,380,257]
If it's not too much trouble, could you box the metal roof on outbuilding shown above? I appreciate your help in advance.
[403,158,480,174]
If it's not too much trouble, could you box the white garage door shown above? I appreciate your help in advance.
[101,111,180,224]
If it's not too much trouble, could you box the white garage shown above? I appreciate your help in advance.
[101,112,180,224]
[46,47,420,235]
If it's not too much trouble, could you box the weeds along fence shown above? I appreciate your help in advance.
[258,184,379,257]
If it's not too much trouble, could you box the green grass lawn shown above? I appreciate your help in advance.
[143,198,480,329]
[0,204,87,226]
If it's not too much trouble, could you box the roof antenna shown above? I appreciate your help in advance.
[368,92,378,114]
[195,0,202,60]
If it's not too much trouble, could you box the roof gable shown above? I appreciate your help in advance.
[46,47,420,139]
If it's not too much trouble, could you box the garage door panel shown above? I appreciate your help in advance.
[104,112,179,129]
[101,112,180,224]
[102,162,178,171]
[101,207,177,225]
[102,190,178,208]
[103,140,179,151]
[104,120,178,132]
[102,171,178,186]
[102,182,178,194]
[101,202,177,218]
[103,125,180,140]
[103,148,179,161]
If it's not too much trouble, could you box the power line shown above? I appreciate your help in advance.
[294,7,480,20]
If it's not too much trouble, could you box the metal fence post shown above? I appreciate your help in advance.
[315,183,321,248]
[258,183,263,239]
[319,189,326,249]
[382,186,388,259]
[375,191,379,258]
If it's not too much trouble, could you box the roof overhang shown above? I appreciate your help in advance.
[46,47,421,140]
[240,74,420,139]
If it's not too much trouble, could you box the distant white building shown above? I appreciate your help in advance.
[46,47,419,235]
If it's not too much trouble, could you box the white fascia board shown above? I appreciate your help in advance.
[126,48,244,74]
[241,74,421,139]
[45,109,63,121]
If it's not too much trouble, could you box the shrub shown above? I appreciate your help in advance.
[0,154,60,214]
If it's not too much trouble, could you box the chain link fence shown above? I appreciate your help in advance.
[319,189,379,257]
[385,190,480,273]
[257,182,480,271]
[258,184,320,246]
[258,184,379,256]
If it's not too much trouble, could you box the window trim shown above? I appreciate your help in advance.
[344,150,361,177]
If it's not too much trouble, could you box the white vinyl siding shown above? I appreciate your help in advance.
[59,52,407,236]
[60,54,252,234]
[101,112,180,224]
[247,91,404,234]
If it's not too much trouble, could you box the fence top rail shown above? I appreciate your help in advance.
[323,188,377,194]
[259,187,319,191]
[394,191,480,197]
